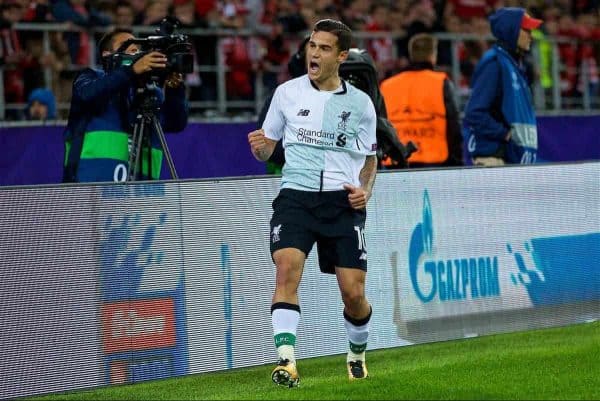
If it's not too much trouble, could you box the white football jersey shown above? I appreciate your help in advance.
[262,75,377,191]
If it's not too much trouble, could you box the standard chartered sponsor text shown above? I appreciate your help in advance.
[297,127,335,146]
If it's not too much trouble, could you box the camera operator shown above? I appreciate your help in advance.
[62,28,189,183]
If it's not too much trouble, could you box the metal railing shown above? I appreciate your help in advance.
[1,23,598,120]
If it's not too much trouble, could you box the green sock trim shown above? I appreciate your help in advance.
[274,332,296,347]
[349,341,367,353]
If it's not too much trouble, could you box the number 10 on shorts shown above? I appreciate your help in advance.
[354,226,367,251]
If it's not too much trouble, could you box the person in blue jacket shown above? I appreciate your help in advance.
[63,28,189,183]
[463,8,542,166]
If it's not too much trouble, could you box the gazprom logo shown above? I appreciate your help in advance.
[409,190,500,303]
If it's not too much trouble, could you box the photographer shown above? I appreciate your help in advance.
[62,28,189,183]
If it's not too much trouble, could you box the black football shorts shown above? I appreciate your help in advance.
[269,188,368,274]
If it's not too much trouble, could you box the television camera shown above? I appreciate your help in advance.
[106,17,194,85]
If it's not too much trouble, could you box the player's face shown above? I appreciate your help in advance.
[306,30,348,89]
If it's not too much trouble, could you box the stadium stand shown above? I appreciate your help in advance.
[0,0,599,120]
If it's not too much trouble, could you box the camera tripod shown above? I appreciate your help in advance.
[127,82,178,181]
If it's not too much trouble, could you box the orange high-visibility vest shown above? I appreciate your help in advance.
[380,70,448,164]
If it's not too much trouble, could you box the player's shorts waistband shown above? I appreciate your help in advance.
[278,188,350,208]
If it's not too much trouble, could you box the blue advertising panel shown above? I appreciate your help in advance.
[96,183,189,384]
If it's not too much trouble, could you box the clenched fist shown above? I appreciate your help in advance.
[248,129,276,161]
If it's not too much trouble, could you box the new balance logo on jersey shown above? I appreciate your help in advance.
[297,109,310,116]
[272,224,282,243]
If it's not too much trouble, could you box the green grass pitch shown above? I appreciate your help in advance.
[26,321,599,400]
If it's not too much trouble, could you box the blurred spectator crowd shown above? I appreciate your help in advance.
[1,0,599,120]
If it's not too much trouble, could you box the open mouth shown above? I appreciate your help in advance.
[308,61,320,74]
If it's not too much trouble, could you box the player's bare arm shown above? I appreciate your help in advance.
[343,155,377,209]
[248,129,277,161]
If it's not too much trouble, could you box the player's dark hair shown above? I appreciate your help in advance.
[313,19,352,52]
